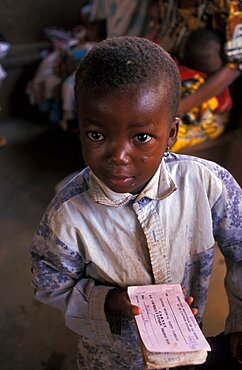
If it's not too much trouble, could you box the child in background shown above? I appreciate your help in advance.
[26,20,104,128]
[30,37,242,370]
[172,28,234,151]
[144,0,242,152]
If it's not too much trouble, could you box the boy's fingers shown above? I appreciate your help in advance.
[186,295,193,306]
[185,295,198,315]
[130,305,141,316]
[191,307,198,316]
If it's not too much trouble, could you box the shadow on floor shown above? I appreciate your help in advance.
[0,119,83,370]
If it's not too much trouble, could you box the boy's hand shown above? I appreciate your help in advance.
[105,288,141,317]
[105,287,197,317]
[230,332,242,368]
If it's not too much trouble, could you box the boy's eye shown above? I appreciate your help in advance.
[134,133,152,143]
[87,132,104,141]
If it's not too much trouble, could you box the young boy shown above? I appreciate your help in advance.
[30,36,242,369]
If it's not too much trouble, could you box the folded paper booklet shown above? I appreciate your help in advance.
[128,284,211,369]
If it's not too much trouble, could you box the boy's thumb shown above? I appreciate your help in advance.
[131,305,141,316]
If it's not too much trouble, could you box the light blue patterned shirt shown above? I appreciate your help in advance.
[30,153,242,369]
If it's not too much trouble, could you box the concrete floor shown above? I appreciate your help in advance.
[0,118,241,370]
[0,119,84,370]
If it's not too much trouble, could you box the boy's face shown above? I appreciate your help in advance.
[78,83,178,194]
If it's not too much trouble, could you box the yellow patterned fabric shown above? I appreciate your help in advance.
[172,114,228,152]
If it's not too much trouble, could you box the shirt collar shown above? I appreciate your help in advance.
[89,159,177,206]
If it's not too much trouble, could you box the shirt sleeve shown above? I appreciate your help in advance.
[211,166,242,334]
[30,217,114,345]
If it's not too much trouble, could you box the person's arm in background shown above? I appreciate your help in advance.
[178,65,241,115]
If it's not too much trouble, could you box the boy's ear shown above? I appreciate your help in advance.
[167,117,179,148]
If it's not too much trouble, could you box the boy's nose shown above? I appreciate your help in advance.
[107,141,130,165]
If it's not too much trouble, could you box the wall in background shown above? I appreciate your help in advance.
[0,0,89,117]
[0,0,84,43]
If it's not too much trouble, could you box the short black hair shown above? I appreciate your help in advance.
[75,36,181,118]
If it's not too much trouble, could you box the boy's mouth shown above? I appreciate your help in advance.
[108,174,135,187]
